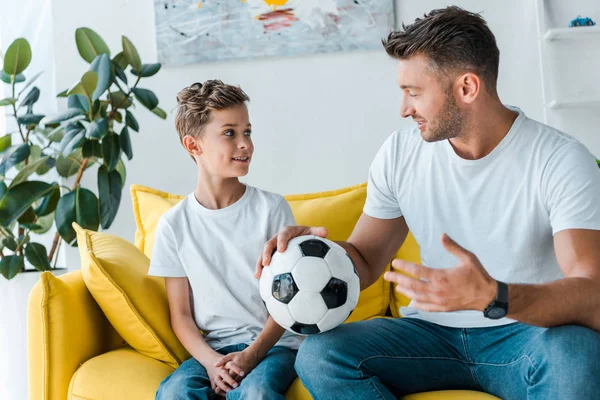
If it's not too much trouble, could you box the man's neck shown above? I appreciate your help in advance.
[448,103,518,160]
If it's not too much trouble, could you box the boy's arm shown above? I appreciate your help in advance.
[245,316,286,362]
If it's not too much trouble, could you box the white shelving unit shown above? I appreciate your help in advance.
[535,0,600,118]
[544,25,600,41]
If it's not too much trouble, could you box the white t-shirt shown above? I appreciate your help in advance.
[364,107,600,328]
[148,185,303,350]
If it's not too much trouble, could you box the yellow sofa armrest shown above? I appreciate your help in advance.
[27,271,124,400]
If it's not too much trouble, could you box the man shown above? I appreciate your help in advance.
[256,6,600,400]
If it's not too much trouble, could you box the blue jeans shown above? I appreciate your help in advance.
[156,343,297,400]
[295,318,600,399]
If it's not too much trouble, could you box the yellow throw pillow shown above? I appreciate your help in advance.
[131,183,392,322]
[390,232,421,317]
[74,223,189,369]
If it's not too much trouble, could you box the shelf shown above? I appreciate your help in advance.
[544,26,600,41]
[546,99,600,109]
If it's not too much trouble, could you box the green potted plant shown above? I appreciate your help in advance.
[0,28,165,280]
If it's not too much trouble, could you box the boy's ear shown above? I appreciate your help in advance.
[182,135,202,157]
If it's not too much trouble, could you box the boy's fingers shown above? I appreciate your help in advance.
[220,370,238,388]
[226,361,245,377]
[215,354,233,367]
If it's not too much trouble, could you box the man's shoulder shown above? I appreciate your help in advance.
[520,116,587,161]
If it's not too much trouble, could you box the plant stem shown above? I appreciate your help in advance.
[11,79,26,142]
[107,76,140,120]
[47,157,89,262]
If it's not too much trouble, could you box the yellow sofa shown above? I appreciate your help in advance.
[27,184,498,400]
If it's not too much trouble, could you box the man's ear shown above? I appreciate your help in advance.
[455,72,480,105]
[182,135,202,157]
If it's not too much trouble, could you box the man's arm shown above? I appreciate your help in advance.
[507,229,600,331]
[339,213,409,290]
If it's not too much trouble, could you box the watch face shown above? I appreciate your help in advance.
[486,308,507,319]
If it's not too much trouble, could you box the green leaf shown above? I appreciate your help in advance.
[25,243,52,272]
[55,154,81,178]
[19,87,40,110]
[47,125,64,143]
[40,108,83,125]
[0,181,58,226]
[122,36,141,74]
[85,118,108,140]
[9,157,50,188]
[97,165,122,229]
[125,110,139,131]
[90,53,111,101]
[18,206,37,224]
[60,124,86,156]
[75,28,110,63]
[151,107,167,120]
[34,187,60,216]
[55,187,99,245]
[68,71,98,100]
[36,157,55,176]
[131,88,158,111]
[114,65,127,85]
[119,126,133,160]
[113,111,123,123]
[0,72,25,84]
[112,52,128,70]
[131,63,161,77]
[0,134,12,153]
[0,181,7,200]
[30,212,54,234]
[0,144,30,176]
[67,94,90,113]
[82,140,102,158]
[0,98,16,106]
[17,114,44,126]
[18,71,43,97]
[0,255,25,280]
[101,133,120,171]
[3,237,17,251]
[109,91,132,109]
[115,159,126,188]
[4,38,32,75]
[56,89,68,98]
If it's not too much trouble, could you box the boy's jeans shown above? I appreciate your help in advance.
[156,343,297,400]
[295,317,600,400]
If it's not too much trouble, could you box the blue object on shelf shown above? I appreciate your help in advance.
[569,16,596,27]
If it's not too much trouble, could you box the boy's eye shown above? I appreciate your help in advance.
[244,130,252,136]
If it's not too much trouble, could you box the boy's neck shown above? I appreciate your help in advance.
[194,176,246,210]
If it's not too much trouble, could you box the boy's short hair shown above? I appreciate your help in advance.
[383,6,499,93]
[175,79,250,144]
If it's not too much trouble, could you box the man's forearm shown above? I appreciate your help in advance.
[337,241,381,290]
[246,316,286,362]
[508,277,600,332]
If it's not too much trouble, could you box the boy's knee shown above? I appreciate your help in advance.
[156,374,186,400]
[227,383,275,400]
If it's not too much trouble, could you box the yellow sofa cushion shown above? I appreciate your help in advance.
[131,183,393,321]
[390,232,421,317]
[68,347,174,400]
[74,224,190,369]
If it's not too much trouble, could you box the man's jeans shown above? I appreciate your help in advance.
[156,343,297,400]
[295,317,600,399]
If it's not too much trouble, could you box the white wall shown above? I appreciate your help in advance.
[50,0,551,270]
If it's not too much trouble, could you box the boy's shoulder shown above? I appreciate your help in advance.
[248,185,286,207]
[158,194,193,227]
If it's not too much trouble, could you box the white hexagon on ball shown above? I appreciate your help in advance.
[259,266,274,302]
[291,257,331,292]
[266,296,296,329]
[288,291,328,325]
[318,304,352,332]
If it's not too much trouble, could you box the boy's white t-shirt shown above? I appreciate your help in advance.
[148,185,303,350]
[365,107,600,328]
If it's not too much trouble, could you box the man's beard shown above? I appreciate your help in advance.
[422,93,465,143]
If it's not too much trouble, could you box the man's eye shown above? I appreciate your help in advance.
[224,130,234,136]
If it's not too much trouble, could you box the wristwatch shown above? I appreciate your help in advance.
[483,280,509,319]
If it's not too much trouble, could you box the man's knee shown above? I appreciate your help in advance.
[227,382,276,400]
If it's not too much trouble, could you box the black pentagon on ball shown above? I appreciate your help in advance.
[290,322,321,335]
[272,273,298,304]
[299,239,330,258]
[320,277,348,309]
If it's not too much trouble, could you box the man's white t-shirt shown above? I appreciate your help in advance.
[148,185,303,350]
[364,107,600,328]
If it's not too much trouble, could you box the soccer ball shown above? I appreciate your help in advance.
[259,235,360,335]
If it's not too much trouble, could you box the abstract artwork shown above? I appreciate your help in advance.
[154,0,395,65]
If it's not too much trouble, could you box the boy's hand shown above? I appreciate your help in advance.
[206,362,239,396]
[214,349,259,379]
[255,225,328,278]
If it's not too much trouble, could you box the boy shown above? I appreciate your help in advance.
[148,80,301,399]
